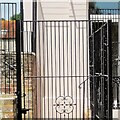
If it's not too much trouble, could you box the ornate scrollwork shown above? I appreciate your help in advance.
[54,96,76,114]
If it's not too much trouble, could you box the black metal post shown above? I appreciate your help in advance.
[107,20,113,119]
[16,20,22,120]
[20,1,23,52]
[32,1,37,53]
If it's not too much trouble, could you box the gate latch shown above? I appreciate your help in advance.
[21,108,31,114]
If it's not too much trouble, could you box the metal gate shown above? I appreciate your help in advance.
[89,8,120,118]
[15,20,113,119]
[89,21,112,119]
[0,3,17,94]
[0,3,17,119]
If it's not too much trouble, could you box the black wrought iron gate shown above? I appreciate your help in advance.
[15,20,113,119]
[89,20,112,119]
[0,3,17,119]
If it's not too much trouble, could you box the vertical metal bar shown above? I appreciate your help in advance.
[117,82,119,108]
[66,21,69,96]
[54,21,57,118]
[58,21,61,98]
[86,21,89,118]
[4,4,6,94]
[12,3,14,92]
[82,21,85,119]
[62,22,65,114]
[25,21,29,119]
[118,4,120,109]
[92,32,97,119]
[32,1,37,53]
[50,21,54,118]
[8,4,11,93]
[15,2,17,95]
[38,21,41,118]
[0,3,1,94]
[102,21,105,119]
[46,21,49,118]
[30,22,32,118]
[101,26,105,118]
[107,20,113,119]
[70,21,73,118]
[74,21,77,118]
[66,21,69,119]
[22,22,24,119]
[78,21,81,118]
[20,1,23,52]
[58,21,61,118]
[16,20,22,120]
[89,21,92,118]
[27,22,31,118]
[0,3,2,94]
[42,21,46,118]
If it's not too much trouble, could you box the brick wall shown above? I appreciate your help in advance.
[0,53,35,119]
[0,94,16,119]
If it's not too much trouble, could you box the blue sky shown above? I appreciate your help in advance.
[96,2,119,9]
[0,0,20,12]
[0,0,20,19]
[0,0,20,4]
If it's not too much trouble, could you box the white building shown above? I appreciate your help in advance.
[23,0,89,20]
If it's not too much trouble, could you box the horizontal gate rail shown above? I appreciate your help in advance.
[24,75,109,78]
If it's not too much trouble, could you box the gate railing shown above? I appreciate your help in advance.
[0,3,117,119]
[89,9,120,114]
[0,4,114,119]
[0,3,17,119]
[89,20,112,119]
[0,3,17,95]
[15,20,113,119]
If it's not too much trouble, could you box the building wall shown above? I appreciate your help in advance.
[23,0,33,21]
[0,52,33,119]
[35,0,89,118]
[36,0,89,20]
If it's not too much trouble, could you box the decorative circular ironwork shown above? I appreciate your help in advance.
[54,96,76,114]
